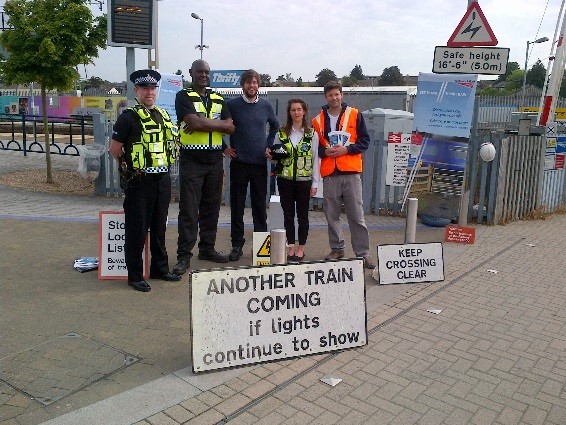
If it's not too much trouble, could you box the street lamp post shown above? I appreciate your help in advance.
[521,36,549,108]
[191,12,208,59]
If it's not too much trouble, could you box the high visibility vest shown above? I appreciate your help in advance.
[312,106,362,177]
[128,105,178,170]
[275,129,315,181]
[178,89,224,150]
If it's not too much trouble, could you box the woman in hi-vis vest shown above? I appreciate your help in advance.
[267,98,320,261]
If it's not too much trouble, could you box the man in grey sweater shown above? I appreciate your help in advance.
[225,69,279,261]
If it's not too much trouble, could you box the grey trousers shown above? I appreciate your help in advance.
[322,173,370,257]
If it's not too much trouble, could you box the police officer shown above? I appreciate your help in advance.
[171,60,235,275]
[109,69,181,292]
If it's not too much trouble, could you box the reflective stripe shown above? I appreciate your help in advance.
[143,166,169,173]
[180,144,223,150]
[126,105,177,169]
[340,107,352,132]
[179,89,224,148]
[312,106,362,177]
[275,129,314,181]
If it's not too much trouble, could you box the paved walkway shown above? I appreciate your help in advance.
[1,151,565,425]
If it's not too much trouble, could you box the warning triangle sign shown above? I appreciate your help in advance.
[257,235,271,257]
[447,1,498,47]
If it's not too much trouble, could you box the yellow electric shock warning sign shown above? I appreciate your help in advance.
[257,235,270,257]
[252,232,271,266]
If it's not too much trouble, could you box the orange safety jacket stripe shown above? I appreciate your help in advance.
[312,106,362,177]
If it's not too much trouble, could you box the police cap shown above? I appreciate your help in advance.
[130,69,161,87]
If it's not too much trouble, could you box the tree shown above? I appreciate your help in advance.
[504,69,524,92]
[378,66,404,86]
[496,61,520,83]
[259,73,272,87]
[526,60,546,89]
[315,68,338,86]
[341,76,358,87]
[350,64,364,80]
[85,76,105,89]
[0,0,107,183]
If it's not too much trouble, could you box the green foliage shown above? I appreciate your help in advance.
[315,68,337,86]
[496,61,520,83]
[0,0,107,183]
[378,66,404,86]
[0,0,107,90]
[526,60,546,89]
[341,76,358,87]
[505,69,524,92]
[259,73,272,87]
[296,77,304,87]
[476,85,504,96]
[350,64,364,80]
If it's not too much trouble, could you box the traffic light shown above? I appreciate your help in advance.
[107,0,156,48]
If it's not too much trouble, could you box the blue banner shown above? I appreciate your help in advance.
[209,70,245,88]
[413,73,477,138]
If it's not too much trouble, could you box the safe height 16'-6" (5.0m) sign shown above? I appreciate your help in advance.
[190,259,367,372]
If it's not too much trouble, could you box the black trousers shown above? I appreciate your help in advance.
[177,156,224,261]
[123,172,171,282]
[230,161,267,247]
[277,177,312,245]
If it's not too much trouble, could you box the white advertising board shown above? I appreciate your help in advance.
[190,259,367,372]
[98,211,148,280]
[378,243,444,285]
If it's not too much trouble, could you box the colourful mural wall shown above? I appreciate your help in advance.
[0,95,128,121]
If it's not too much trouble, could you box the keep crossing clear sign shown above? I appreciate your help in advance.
[377,243,444,285]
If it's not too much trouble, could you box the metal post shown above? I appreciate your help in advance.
[521,40,530,109]
[93,113,107,196]
[521,37,549,113]
[199,18,204,59]
[459,100,479,226]
[126,47,136,107]
[191,13,205,59]
[270,229,287,265]
[404,198,418,243]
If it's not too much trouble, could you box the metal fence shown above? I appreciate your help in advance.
[477,94,566,126]
[0,113,94,155]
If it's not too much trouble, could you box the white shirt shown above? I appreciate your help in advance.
[328,113,339,131]
[242,94,259,104]
[274,127,320,189]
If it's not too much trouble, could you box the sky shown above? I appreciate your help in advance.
[13,0,566,83]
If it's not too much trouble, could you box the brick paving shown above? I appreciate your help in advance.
[132,217,565,425]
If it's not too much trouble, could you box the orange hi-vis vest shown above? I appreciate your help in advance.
[312,106,362,177]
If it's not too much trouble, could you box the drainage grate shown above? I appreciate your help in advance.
[0,333,140,405]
